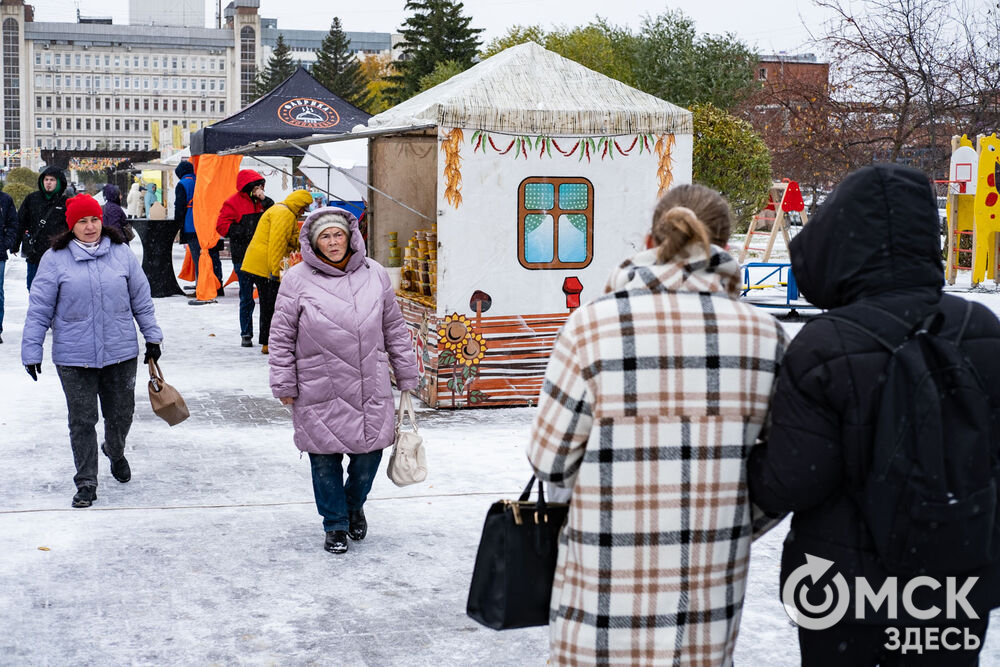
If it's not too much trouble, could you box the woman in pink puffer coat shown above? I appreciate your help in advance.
[269,207,418,554]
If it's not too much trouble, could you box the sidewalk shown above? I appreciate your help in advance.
[1,246,997,665]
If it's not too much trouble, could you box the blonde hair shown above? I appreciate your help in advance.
[651,184,732,263]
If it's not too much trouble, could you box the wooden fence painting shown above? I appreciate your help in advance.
[397,296,568,408]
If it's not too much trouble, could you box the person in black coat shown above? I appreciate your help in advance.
[15,166,68,289]
[0,187,17,343]
[747,164,1000,666]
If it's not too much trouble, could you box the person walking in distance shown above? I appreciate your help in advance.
[15,166,68,289]
[0,185,17,343]
[216,169,272,348]
[240,189,313,354]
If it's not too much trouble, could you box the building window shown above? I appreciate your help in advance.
[56,96,62,110]
[56,118,62,130]
[103,55,109,66]
[172,100,178,112]
[85,54,91,67]
[35,96,41,109]
[34,52,40,65]
[758,67,767,81]
[75,54,81,66]
[181,100,187,113]
[219,101,224,114]
[114,119,120,131]
[115,98,120,110]
[35,117,41,129]
[517,177,595,269]
[85,118,91,130]
[240,26,256,107]
[210,101,215,113]
[76,97,81,110]
[125,98,130,111]
[143,119,149,131]
[55,53,62,66]
[200,100,206,113]
[172,57,177,69]
[85,97,91,110]
[104,118,110,130]
[76,118,81,130]
[86,139,91,149]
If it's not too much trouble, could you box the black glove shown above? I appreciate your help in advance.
[25,363,41,381]
[143,343,161,364]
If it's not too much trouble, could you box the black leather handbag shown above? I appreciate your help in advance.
[466,476,569,630]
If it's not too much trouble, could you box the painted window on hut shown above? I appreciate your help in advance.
[518,177,594,269]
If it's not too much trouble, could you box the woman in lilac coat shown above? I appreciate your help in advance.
[21,194,163,508]
[269,207,418,554]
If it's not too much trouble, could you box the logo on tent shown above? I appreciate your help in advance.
[277,98,341,129]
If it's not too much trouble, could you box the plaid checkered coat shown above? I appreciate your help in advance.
[528,245,787,666]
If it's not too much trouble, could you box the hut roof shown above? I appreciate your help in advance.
[366,42,692,137]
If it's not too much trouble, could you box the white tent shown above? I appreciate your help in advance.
[298,138,368,202]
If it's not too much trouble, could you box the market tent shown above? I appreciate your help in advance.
[190,67,371,156]
[364,41,691,136]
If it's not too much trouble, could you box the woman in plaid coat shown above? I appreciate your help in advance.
[528,184,788,666]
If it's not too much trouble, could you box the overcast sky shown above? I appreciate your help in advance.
[37,0,840,56]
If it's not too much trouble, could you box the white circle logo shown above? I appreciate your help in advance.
[781,554,851,630]
[277,98,340,129]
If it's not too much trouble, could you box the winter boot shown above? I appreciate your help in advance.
[261,345,269,355]
[72,486,97,508]
[348,508,367,541]
[241,336,253,348]
[101,443,131,483]
[324,530,349,554]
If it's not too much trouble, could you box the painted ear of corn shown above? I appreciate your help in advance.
[441,128,464,208]
[655,133,675,195]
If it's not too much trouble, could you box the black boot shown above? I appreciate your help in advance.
[72,486,97,508]
[102,443,131,483]
[348,508,367,541]
[324,530,349,554]
[241,336,253,348]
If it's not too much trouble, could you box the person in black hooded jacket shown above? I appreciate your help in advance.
[15,166,68,289]
[747,164,1000,666]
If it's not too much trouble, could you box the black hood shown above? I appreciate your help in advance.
[175,160,194,178]
[790,164,943,310]
[37,166,67,198]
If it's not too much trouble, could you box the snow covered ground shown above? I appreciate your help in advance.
[1,242,998,665]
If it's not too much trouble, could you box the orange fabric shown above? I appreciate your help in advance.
[178,246,195,281]
[224,269,239,286]
[192,154,242,300]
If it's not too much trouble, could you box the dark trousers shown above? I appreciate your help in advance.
[26,261,38,290]
[799,618,989,667]
[252,276,279,345]
[234,264,255,338]
[186,234,223,293]
[308,450,383,532]
[56,358,138,490]
[0,260,5,334]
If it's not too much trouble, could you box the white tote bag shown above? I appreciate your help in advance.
[387,392,428,486]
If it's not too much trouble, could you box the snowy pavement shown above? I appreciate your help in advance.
[1,244,999,665]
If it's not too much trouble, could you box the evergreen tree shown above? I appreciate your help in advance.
[311,18,369,109]
[253,34,297,98]
[388,0,482,104]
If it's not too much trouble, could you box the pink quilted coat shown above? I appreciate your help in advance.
[268,207,418,454]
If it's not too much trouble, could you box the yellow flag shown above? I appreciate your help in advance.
[151,121,160,150]
[172,124,183,149]
[189,121,198,133]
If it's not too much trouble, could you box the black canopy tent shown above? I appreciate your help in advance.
[190,67,371,155]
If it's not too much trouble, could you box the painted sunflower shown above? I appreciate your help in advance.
[459,333,488,366]
[437,313,472,351]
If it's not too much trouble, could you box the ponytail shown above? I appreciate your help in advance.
[650,183,732,263]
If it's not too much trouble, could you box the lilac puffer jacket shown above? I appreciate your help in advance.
[268,208,418,455]
[22,237,162,367]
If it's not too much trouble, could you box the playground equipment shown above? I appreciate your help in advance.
[739,179,808,263]
[944,133,1000,285]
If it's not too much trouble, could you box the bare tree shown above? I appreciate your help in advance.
[814,0,962,174]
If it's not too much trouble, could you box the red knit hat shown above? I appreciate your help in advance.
[66,194,103,231]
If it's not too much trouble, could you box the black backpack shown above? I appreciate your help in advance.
[824,300,1000,576]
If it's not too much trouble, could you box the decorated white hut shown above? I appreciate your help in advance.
[366,42,693,408]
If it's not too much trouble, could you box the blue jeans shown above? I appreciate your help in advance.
[235,264,255,338]
[26,261,38,291]
[308,450,384,532]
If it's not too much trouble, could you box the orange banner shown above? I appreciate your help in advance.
[191,154,242,301]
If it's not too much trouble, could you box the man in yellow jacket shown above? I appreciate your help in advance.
[241,189,314,354]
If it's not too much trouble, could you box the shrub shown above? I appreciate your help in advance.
[2,181,34,208]
[5,167,39,188]
[691,102,772,232]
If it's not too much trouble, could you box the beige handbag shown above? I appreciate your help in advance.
[147,360,190,426]
[386,392,427,486]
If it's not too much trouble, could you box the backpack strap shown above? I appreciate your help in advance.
[954,300,974,345]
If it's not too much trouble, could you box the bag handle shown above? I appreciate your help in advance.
[148,359,164,393]
[517,475,548,510]
[395,391,419,433]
